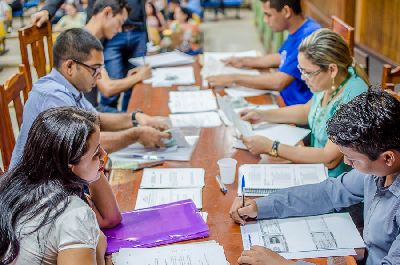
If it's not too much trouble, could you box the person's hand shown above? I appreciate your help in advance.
[239,109,264,124]
[136,113,169,131]
[229,197,258,225]
[31,10,49,27]
[242,135,272,156]
[137,126,171,148]
[206,75,235,88]
[238,246,295,265]
[222,57,244,68]
[128,65,152,81]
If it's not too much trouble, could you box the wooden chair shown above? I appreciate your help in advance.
[18,21,53,86]
[331,16,355,56]
[381,64,400,91]
[0,65,31,170]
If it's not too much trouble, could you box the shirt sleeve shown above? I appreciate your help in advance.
[255,169,366,219]
[278,48,301,80]
[41,0,65,18]
[381,231,400,264]
[57,205,100,251]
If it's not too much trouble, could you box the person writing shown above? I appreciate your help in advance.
[230,90,400,265]
[0,107,118,264]
[241,29,369,177]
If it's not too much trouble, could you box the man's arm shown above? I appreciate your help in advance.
[207,72,294,91]
[88,172,122,228]
[256,169,365,219]
[99,112,132,132]
[224,54,281,69]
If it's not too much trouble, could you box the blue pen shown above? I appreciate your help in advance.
[241,175,245,207]
[248,234,252,248]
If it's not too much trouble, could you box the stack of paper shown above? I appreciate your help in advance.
[113,241,229,265]
[168,90,218,113]
[103,199,209,254]
[146,66,196,87]
[129,51,194,68]
[170,112,222,128]
[136,168,205,209]
[237,163,328,196]
[225,86,280,98]
[241,213,365,259]
[201,51,260,80]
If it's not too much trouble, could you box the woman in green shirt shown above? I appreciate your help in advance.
[241,28,369,177]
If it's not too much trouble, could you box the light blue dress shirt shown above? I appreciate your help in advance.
[10,69,97,168]
[256,169,400,265]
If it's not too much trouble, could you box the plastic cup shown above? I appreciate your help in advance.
[217,158,237,184]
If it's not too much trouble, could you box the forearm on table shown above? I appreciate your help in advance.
[245,53,280,69]
[89,173,122,228]
[99,112,132,131]
[100,128,141,153]
[232,72,293,91]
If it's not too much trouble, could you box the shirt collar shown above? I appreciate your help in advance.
[49,68,83,102]
[375,174,400,197]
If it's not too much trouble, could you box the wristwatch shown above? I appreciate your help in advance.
[131,109,144,127]
[269,140,280,157]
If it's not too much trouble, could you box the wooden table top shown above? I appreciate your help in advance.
[110,62,357,265]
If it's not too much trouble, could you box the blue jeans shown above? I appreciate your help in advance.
[100,30,147,112]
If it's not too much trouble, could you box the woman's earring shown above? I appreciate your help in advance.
[331,77,336,91]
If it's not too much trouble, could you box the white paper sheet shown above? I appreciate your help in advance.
[140,168,205,188]
[129,51,194,68]
[225,86,280,98]
[237,163,328,196]
[146,66,195,87]
[170,112,222,128]
[115,241,228,265]
[240,213,364,259]
[233,124,310,149]
[169,90,218,113]
[135,188,203,209]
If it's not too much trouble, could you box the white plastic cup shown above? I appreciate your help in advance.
[217,158,237,184]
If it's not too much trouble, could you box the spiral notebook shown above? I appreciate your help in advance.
[237,164,328,196]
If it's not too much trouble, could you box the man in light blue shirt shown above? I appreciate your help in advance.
[10,28,170,168]
[230,90,400,265]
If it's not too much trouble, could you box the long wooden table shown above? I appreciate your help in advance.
[110,62,357,265]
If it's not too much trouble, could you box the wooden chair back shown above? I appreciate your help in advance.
[381,64,400,91]
[18,21,53,85]
[0,65,31,170]
[331,16,355,56]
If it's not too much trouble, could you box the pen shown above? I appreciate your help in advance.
[241,175,245,207]
[132,154,165,160]
[248,234,252,248]
[215,175,228,194]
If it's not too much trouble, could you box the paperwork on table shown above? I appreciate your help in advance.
[113,241,229,265]
[241,213,365,259]
[169,90,218,113]
[170,112,222,128]
[237,163,328,196]
[140,168,205,188]
[224,86,280,98]
[129,50,194,68]
[135,188,203,209]
[144,66,195,87]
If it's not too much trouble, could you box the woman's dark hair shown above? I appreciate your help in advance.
[327,89,400,160]
[0,107,99,264]
[147,2,162,27]
[179,7,192,22]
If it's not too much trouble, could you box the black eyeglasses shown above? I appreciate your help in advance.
[72,59,103,77]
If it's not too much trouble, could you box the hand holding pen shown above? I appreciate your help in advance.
[229,196,258,225]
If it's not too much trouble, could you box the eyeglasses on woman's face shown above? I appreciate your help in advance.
[297,64,323,79]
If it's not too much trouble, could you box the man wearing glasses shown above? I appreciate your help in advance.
[206,0,320,106]
[10,28,170,169]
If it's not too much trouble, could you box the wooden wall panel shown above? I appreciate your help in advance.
[302,0,356,27]
[355,0,400,65]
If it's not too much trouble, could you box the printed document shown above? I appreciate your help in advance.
[237,163,328,196]
[149,66,195,87]
[225,86,280,98]
[135,188,203,209]
[169,90,218,113]
[129,51,194,68]
[241,213,365,259]
[170,112,222,128]
[140,168,205,188]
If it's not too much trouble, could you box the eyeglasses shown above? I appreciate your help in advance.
[297,64,323,79]
[72,59,103,77]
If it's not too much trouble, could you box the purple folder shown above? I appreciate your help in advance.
[102,199,209,254]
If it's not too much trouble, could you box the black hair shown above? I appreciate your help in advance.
[261,0,302,15]
[327,89,400,160]
[53,28,104,69]
[92,0,130,16]
[179,7,192,22]
[169,0,180,4]
[0,107,99,264]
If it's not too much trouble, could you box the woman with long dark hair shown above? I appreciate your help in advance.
[0,107,110,265]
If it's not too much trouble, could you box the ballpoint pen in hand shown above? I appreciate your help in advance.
[241,175,245,207]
